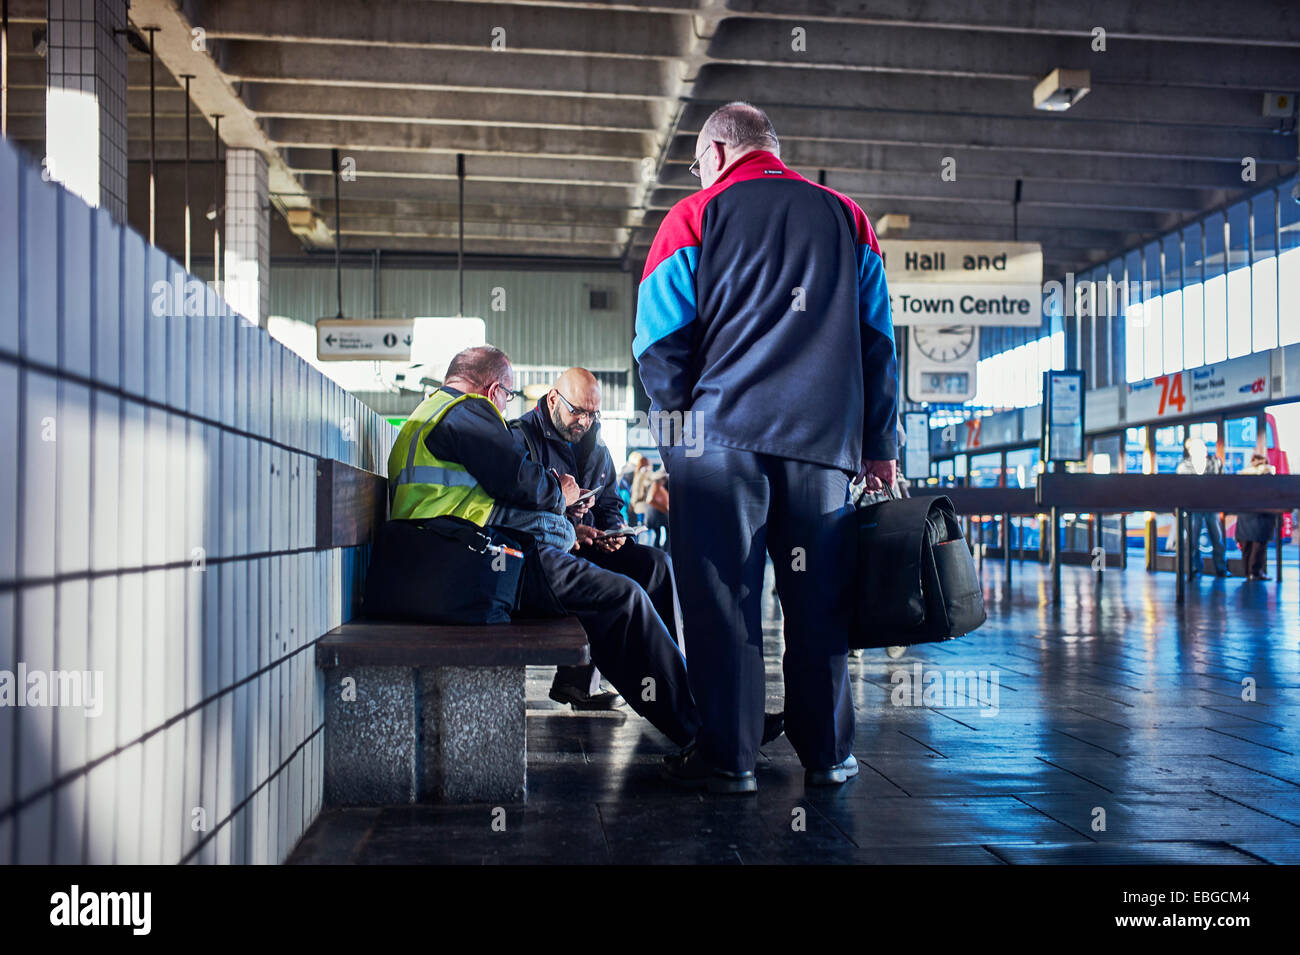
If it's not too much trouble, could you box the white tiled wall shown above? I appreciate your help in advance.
[0,136,396,864]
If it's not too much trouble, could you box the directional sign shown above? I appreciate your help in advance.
[880,240,1044,327]
[316,319,415,361]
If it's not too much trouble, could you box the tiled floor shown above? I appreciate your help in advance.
[289,560,1300,864]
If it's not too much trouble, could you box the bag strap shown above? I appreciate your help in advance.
[518,420,543,467]
[408,516,496,554]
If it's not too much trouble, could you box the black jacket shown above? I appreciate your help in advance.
[424,387,565,514]
[509,399,621,531]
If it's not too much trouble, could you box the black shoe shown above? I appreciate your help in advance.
[762,712,785,746]
[661,745,757,794]
[1214,570,1231,578]
[805,754,859,787]
[548,683,626,710]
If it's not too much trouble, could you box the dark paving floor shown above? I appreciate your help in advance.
[289,560,1300,864]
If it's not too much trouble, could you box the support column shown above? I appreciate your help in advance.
[223,148,270,326]
[44,0,128,220]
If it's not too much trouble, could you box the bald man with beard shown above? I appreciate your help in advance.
[510,368,682,709]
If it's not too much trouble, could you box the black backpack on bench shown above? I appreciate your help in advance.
[852,489,986,649]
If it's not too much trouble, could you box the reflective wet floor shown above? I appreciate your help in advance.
[289,561,1300,864]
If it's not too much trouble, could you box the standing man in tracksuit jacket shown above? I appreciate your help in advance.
[510,367,682,710]
[636,103,898,793]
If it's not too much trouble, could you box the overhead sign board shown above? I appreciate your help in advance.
[1122,352,1271,427]
[879,240,1044,327]
[1188,352,1270,414]
[317,318,414,361]
[1126,372,1185,423]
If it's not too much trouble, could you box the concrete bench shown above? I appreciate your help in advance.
[316,617,588,804]
[314,458,589,805]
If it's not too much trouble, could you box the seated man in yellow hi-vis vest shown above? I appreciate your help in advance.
[387,345,700,750]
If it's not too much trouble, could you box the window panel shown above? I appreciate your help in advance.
[1251,191,1278,352]
[1143,243,1163,379]
[1105,258,1124,387]
[1181,223,1205,369]
[1204,213,1228,363]
[1226,201,1251,358]
[1161,233,1183,373]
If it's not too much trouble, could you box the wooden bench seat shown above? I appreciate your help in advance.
[317,618,591,669]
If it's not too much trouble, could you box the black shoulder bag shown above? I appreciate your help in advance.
[362,516,529,625]
[852,487,986,649]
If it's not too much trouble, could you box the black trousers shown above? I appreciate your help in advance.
[667,445,856,773]
[522,544,699,747]
[552,541,681,694]
[1240,540,1268,577]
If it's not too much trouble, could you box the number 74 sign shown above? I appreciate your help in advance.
[1126,371,1188,422]
[1154,373,1186,415]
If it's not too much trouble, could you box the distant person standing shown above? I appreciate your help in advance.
[636,102,897,793]
[645,470,670,553]
[1175,437,1229,577]
[1236,453,1278,580]
[629,457,656,525]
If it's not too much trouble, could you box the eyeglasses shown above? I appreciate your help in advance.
[554,389,600,421]
[688,141,721,179]
[494,380,525,401]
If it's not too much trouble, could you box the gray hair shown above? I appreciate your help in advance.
[700,102,779,155]
[445,345,512,390]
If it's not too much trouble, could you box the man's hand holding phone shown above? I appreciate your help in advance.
[557,471,581,508]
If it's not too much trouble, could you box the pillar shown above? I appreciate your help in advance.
[222,148,270,326]
[44,0,129,220]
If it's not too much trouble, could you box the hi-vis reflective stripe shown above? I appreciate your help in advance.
[393,465,478,488]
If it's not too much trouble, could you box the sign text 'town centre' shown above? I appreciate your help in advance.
[880,240,1044,327]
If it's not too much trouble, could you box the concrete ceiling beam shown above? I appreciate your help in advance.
[217,40,673,100]
[704,18,1300,90]
[127,0,332,246]
[185,0,691,59]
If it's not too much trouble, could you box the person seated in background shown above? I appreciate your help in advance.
[511,368,682,710]
[386,345,701,750]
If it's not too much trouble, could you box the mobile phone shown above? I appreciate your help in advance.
[573,484,604,505]
[596,526,642,539]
